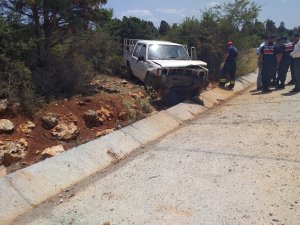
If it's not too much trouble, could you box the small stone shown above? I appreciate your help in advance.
[129,92,139,99]
[84,98,92,103]
[78,101,86,106]
[96,128,115,137]
[118,112,127,121]
[83,110,103,126]
[0,119,14,133]
[97,107,114,121]
[59,198,64,204]
[41,145,65,159]
[121,80,128,85]
[41,113,59,130]
[138,92,145,98]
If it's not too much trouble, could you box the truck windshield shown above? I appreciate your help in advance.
[148,44,190,60]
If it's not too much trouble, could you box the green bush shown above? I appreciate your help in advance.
[33,53,94,98]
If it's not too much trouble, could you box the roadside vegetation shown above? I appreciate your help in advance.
[1,0,300,173]
[0,0,299,113]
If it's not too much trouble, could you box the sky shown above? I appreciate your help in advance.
[104,0,299,29]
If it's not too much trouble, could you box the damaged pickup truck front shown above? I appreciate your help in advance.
[124,39,209,104]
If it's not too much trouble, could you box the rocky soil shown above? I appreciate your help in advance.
[0,75,160,175]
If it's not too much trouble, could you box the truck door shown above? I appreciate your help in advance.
[130,43,142,77]
[135,44,148,81]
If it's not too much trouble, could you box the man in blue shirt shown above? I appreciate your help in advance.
[276,36,294,89]
[259,34,282,93]
[220,41,238,90]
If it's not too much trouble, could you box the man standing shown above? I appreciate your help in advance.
[290,33,300,92]
[276,36,294,89]
[259,34,282,93]
[287,33,300,86]
[256,36,268,90]
[220,41,238,90]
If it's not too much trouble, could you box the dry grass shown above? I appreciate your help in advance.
[236,48,258,77]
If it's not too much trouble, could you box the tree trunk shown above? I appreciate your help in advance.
[31,5,42,64]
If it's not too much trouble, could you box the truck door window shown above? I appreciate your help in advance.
[133,44,142,58]
[139,45,147,59]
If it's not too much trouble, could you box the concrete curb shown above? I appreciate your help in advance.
[0,72,257,225]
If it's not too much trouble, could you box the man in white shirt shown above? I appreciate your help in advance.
[290,33,300,92]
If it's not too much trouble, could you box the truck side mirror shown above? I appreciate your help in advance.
[138,56,145,62]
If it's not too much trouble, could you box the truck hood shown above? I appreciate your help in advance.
[150,60,207,68]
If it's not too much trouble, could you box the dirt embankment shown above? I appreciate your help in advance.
[0,75,159,175]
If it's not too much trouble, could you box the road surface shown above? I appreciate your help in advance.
[13,80,300,225]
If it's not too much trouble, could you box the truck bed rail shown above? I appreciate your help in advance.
[123,38,139,53]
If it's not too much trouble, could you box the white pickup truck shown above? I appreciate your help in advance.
[123,39,209,103]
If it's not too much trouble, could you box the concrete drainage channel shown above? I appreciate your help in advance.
[0,72,257,225]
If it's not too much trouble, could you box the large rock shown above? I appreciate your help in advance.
[0,139,28,166]
[41,145,65,159]
[83,110,104,126]
[51,122,79,141]
[0,99,8,113]
[18,121,36,134]
[41,113,59,130]
[0,119,14,133]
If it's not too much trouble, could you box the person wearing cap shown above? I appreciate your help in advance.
[288,33,300,85]
[220,41,238,90]
[259,34,282,93]
[290,33,300,92]
[276,36,294,89]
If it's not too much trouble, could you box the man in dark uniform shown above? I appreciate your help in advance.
[287,33,300,85]
[271,38,283,86]
[220,41,238,90]
[259,34,282,93]
[276,36,294,89]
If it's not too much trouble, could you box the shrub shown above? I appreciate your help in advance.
[33,53,94,99]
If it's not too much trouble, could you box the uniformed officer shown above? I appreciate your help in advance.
[276,36,294,89]
[271,38,283,86]
[259,34,282,93]
[287,33,300,85]
[220,41,238,90]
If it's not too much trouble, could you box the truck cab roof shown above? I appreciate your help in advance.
[136,40,182,46]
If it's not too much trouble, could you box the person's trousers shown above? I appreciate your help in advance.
[257,68,262,89]
[220,62,236,88]
[278,60,291,84]
[291,59,295,82]
[293,58,300,90]
[261,64,276,91]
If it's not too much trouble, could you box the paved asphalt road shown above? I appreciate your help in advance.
[13,78,300,225]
